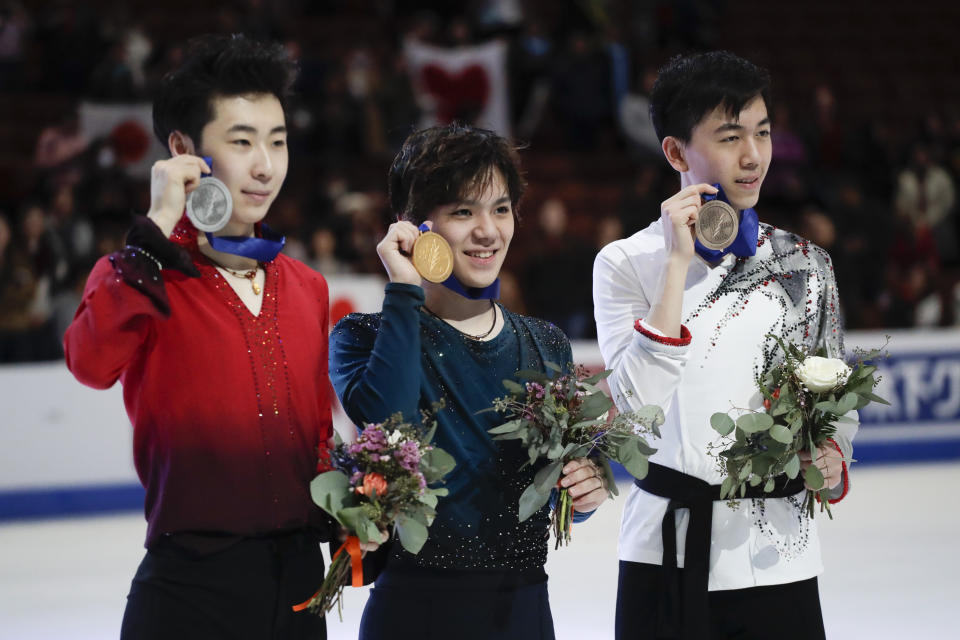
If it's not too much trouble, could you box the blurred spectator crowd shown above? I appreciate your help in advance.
[1,0,959,363]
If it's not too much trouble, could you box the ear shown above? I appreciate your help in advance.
[167,131,196,157]
[662,136,688,173]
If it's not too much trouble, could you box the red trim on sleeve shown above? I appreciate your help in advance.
[633,319,692,346]
[824,438,850,504]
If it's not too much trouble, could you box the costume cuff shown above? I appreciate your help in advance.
[125,215,200,277]
[634,318,692,347]
[108,246,171,316]
[384,282,426,305]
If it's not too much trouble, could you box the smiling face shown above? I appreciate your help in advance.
[669,96,772,212]
[427,168,514,289]
[178,93,289,235]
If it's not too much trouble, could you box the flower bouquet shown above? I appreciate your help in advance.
[709,337,888,519]
[294,405,455,617]
[486,362,663,548]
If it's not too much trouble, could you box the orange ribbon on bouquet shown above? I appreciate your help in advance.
[291,535,363,612]
[338,535,364,587]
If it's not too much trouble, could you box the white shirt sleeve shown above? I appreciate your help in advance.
[593,240,692,415]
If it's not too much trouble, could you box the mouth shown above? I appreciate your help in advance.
[733,176,761,188]
[242,190,272,204]
[464,249,498,264]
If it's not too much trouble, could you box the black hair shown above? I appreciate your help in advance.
[388,124,526,223]
[152,33,298,149]
[649,51,771,143]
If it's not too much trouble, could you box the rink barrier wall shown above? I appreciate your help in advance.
[2,328,957,521]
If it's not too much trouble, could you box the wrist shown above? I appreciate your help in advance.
[147,209,180,238]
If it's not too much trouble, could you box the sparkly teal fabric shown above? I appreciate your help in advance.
[330,283,573,570]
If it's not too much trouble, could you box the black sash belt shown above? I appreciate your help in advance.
[634,462,805,640]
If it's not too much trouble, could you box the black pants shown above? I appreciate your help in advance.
[359,565,555,640]
[120,531,327,640]
[616,561,826,640]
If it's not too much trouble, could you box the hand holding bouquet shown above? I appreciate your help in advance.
[710,337,888,519]
[486,362,663,548]
[294,405,455,617]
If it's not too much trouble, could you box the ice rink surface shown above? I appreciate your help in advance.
[1,462,957,640]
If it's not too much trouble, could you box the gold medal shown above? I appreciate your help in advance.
[695,200,739,251]
[412,231,454,283]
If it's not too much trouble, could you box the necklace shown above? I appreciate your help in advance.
[423,302,498,341]
[218,263,262,295]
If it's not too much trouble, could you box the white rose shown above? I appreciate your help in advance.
[387,430,403,445]
[796,356,852,393]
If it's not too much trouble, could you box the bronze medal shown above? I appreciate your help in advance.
[412,231,454,283]
[695,200,739,251]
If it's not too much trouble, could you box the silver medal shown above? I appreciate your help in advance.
[186,176,233,232]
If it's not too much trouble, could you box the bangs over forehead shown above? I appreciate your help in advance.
[388,124,526,224]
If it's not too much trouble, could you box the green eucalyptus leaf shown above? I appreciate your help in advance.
[418,492,439,509]
[336,506,371,536]
[814,400,838,414]
[805,464,825,490]
[579,392,614,420]
[420,447,456,482]
[358,518,382,545]
[736,413,774,433]
[720,476,734,499]
[599,458,619,497]
[533,460,564,493]
[514,369,550,383]
[784,454,801,479]
[763,477,776,493]
[518,482,552,521]
[488,420,523,435]
[310,471,354,519]
[859,390,891,406]
[636,405,666,429]
[502,379,524,394]
[769,424,793,444]
[738,460,753,480]
[711,413,736,436]
[836,392,858,415]
[581,369,613,385]
[395,514,429,554]
[617,440,650,480]
[635,438,658,456]
[544,361,563,373]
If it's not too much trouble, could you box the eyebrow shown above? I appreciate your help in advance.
[458,195,511,206]
[713,117,771,135]
[226,124,287,135]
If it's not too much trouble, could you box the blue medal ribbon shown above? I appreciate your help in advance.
[694,184,759,262]
[417,223,500,300]
[205,225,286,262]
[199,156,286,262]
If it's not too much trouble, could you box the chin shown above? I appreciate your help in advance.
[453,272,500,289]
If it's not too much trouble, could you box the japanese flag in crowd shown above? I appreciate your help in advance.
[79,102,166,178]
[403,39,511,137]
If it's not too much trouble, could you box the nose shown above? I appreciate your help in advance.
[472,211,498,243]
[741,137,761,169]
[252,143,274,182]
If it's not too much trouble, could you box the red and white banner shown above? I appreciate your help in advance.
[403,38,511,137]
[79,102,166,177]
